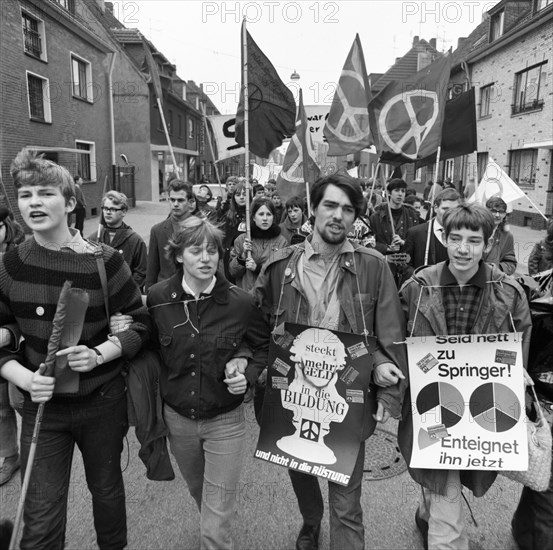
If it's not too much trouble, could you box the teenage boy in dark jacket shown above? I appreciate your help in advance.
[89,190,148,290]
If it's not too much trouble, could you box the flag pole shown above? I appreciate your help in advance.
[299,89,313,218]
[424,145,442,264]
[157,98,180,178]
[523,195,549,222]
[380,164,396,236]
[201,104,223,196]
[367,162,380,214]
[242,18,251,244]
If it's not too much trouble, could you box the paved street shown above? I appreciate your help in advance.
[1,201,543,549]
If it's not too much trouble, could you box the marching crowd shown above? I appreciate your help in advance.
[0,148,551,550]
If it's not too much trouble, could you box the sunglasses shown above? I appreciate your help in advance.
[102,207,123,213]
[490,209,506,215]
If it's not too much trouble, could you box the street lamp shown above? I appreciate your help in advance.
[290,70,300,80]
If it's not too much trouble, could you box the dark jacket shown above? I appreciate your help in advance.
[126,348,175,481]
[146,218,176,290]
[528,239,551,275]
[369,203,420,255]
[279,215,306,245]
[398,262,532,497]
[483,228,517,275]
[89,222,148,289]
[254,239,408,438]
[147,271,270,419]
[403,219,449,278]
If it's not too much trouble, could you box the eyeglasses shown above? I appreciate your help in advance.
[102,207,123,213]
[490,209,506,215]
[169,197,195,204]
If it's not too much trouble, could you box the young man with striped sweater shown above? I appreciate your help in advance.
[0,149,151,549]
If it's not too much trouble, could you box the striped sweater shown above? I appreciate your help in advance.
[0,238,151,398]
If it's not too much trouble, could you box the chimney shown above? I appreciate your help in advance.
[429,38,437,49]
[413,35,419,46]
[105,2,113,14]
[457,37,467,49]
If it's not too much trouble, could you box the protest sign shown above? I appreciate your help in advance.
[406,333,528,471]
[255,323,375,486]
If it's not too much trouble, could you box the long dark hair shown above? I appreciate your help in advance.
[226,182,250,223]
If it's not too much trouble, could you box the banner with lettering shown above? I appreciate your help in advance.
[255,323,375,486]
[406,333,528,471]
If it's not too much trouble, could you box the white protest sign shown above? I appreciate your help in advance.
[407,333,528,471]
[304,105,330,144]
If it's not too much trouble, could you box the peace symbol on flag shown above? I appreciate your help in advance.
[379,90,439,160]
[325,70,371,143]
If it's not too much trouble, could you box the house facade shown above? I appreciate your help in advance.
[1,0,115,219]
[466,0,552,228]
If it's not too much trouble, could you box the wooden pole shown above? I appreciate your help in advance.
[424,145,443,264]
[201,103,223,195]
[242,19,252,250]
[157,97,180,178]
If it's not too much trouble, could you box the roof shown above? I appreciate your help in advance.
[371,38,440,94]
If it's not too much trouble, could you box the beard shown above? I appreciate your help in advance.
[320,227,347,244]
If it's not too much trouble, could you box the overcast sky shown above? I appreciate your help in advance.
[114,0,498,114]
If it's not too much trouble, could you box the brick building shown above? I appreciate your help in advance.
[0,0,115,220]
[464,0,552,228]
[422,0,552,228]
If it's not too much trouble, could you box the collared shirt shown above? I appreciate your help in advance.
[440,261,487,334]
[297,237,354,329]
[181,275,216,299]
[433,219,445,245]
[60,228,97,254]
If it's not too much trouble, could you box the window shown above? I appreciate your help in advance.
[71,55,92,102]
[536,0,552,11]
[168,110,173,134]
[512,62,547,114]
[479,84,493,117]
[444,159,454,180]
[477,152,489,183]
[22,12,46,60]
[178,115,183,138]
[75,141,96,182]
[188,119,195,140]
[509,149,538,188]
[490,10,504,42]
[54,0,75,13]
[26,72,51,122]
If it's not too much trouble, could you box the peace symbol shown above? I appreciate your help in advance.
[325,70,370,143]
[281,134,304,183]
[300,419,320,441]
[379,90,439,159]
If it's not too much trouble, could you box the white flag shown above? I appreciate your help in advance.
[206,115,246,161]
[468,157,526,204]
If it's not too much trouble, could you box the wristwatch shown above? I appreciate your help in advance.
[92,348,105,366]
